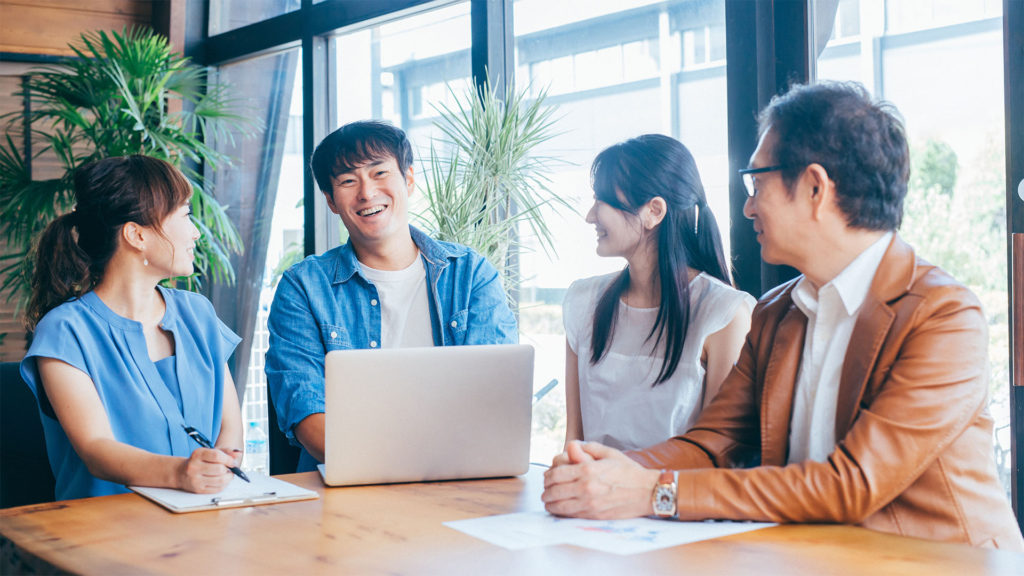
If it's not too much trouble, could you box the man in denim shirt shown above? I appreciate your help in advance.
[266,121,518,472]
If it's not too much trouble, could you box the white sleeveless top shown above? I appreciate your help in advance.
[563,271,755,451]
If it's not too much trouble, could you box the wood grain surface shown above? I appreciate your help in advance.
[1,466,1021,575]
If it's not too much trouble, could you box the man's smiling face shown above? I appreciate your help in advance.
[326,154,414,250]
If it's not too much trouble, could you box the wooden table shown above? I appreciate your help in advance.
[1,465,1021,575]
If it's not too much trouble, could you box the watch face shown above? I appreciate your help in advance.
[654,485,675,514]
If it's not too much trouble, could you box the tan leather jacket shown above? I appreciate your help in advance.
[630,236,1023,550]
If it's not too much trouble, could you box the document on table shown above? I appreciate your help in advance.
[445,511,775,555]
[130,474,318,513]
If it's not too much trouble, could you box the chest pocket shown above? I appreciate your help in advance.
[320,324,352,351]
[447,309,469,345]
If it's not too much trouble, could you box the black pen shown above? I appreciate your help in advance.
[182,424,251,483]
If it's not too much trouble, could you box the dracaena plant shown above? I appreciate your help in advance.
[415,77,571,305]
[0,27,260,313]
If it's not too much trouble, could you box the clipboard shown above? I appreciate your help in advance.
[130,474,319,513]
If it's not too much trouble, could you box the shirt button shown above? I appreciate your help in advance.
[370,299,378,306]
[450,320,458,328]
[330,331,338,339]
[370,341,378,348]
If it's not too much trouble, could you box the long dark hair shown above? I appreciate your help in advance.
[589,134,731,384]
[26,155,192,329]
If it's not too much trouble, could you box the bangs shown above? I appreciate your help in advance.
[330,138,396,179]
[132,156,192,225]
[165,163,193,207]
[590,146,634,212]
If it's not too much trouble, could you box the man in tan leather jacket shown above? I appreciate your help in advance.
[542,82,1023,550]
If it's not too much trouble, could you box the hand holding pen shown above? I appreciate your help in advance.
[183,425,251,484]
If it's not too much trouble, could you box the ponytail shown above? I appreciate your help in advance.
[24,155,192,329]
[25,212,93,329]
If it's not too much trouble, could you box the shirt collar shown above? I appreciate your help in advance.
[793,231,893,318]
[331,225,460,284]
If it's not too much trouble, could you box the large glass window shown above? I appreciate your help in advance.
[814,0,1009,493]
[208,0,302,35]
[206,49,303,442]
[885,0,1000,33]
[331,2,472,160]
[514,0,729,463]
[327,2,473,249]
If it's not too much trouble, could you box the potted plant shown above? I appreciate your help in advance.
[415,77,570,302]
[0,27,259,309]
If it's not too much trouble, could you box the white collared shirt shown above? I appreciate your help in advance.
[787,231,893,464]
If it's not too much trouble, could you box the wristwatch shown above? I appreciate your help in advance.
[651,469,678,518]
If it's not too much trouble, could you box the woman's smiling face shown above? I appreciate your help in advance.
[147,199,200,277]
[585,192,645,259]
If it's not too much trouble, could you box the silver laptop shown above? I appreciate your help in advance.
[318,344,533,486]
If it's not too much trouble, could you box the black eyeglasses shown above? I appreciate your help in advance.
[738,164,792,197]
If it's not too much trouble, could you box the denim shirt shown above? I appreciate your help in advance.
[266,225,518,471]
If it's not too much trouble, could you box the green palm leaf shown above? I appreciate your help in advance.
[0,26,262,315]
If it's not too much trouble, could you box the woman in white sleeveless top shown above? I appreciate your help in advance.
[562,135,755,451]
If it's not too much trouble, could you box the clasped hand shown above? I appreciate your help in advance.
[541,440,661,519]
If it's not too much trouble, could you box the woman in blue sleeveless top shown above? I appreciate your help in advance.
[20,156,243,500]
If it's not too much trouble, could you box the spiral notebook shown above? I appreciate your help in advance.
[130,474,318,513]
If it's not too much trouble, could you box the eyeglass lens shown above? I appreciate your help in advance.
[742,173,756,197]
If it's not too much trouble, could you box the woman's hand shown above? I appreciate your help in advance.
[178,448,236,493]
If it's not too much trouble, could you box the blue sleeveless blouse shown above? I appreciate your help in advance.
[20,287,240,500]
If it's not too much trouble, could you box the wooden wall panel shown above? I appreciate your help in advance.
[0,74,28,361]
[0,234,29,363]
[0,0,152,56]
[0,74,22,120]
[0,73,71,362]
[0,71,66,362]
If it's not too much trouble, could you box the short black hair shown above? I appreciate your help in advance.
[310,120,414,194]
[759,81,910,230]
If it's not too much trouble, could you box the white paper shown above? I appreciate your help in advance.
[445,511,775,555]
[130,474,318,512]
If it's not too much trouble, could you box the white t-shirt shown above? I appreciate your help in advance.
[563,271,755,451]
[359,254,434,348]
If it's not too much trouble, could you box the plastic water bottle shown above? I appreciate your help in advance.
[244,421,269,476]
